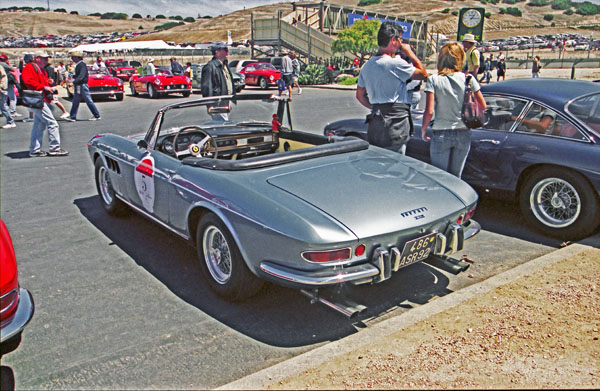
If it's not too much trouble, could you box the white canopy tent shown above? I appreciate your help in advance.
[69,40,172,53]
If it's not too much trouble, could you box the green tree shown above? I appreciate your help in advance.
[156,14,166,19]
[184,16,195,22]
[441,8,450,13]
[575,1,600,15]
[331,19,380,67]
[527,0,549,6]
[54,8,67,12]
[132,13,142,19]
[169,15,183,20]
[358,0,382,5]
[544,13,554,20]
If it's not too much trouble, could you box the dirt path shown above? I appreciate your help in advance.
[267,249,600,389]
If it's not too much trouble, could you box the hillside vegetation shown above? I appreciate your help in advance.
[1,1,598,43]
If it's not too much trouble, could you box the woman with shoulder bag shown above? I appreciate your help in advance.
[421,42,486,178]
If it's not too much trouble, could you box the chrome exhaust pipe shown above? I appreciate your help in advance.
[301,289,367,318]
[424,254,470,275]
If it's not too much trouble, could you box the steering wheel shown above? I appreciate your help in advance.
[171,126,218,159]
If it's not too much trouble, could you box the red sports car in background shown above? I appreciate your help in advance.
[106,59,138,81]
[240,62,281,89]
[129,68,191,99]
[1,219,34,358]
[67,66,125,101]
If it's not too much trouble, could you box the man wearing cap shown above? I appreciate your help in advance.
[21,51,68,156]
[146,57,156,75]
[280,51,294,100]
[201,41,235,120]
[356,21,428,154]
[170,57,183,75]
[461,33,480,77]
[67,51,101,121]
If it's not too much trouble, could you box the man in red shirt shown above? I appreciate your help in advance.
[21,51,68,157]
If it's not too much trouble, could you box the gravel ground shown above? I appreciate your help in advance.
[266,247,600,389]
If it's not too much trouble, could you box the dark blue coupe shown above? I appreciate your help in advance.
[325,79,600,240]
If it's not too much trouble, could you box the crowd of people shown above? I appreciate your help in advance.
[0,50,106,157]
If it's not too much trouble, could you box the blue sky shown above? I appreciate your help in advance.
[2,0,291,18]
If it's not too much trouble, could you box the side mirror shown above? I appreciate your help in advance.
[137,140,148,150]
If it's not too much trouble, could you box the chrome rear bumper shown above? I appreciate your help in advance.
[259,220,481,287]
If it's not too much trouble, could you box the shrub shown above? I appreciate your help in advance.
[564,8,574,15]
[551,0,570,10]
[184,16,195,23]
[100,12,128,20]
[138,25,143,29]
[156,14,166,19]
[298,65,329,85]
[485,12,492,18]
[544,13,554,20]
[169,15,183,20]
[442,8,450,13]
[132,13,142,19]
[506,6,523,16]
[54,8,67,13]
[575,1,600,15]
[451,10,459,15]
[34,7,45,11]
[526,0,549,6]
[70,11,78,15]
[154,21,185,31]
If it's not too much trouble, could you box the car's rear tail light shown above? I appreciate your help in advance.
[0,288,19,321]
[302,248,351,263]
[457,204,477,225]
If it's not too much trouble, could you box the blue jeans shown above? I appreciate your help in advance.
[429,129,471,178]
[532,72,540,78]
[0,92,14,125]
[30,101,61,153]
[70,84,100,119]
[7,86,17,115]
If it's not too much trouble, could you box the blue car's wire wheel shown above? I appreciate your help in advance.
[530,177,581,228]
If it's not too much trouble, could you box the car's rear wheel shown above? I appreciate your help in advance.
[148,84,157,99]
[130,83,137,96]
[116,93,124,101]
[519,167,600,240]
[196,213,263,301]
[94,158,129,216]
[258,77,268,90]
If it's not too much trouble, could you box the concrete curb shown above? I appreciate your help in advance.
[219,240,598,390]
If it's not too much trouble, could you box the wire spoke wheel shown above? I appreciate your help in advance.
[202,225,232,284]
[530,177,580,228]
[98,165,115,206]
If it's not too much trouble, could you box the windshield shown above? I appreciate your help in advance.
[158,97,282,138]
[110,61,128,67]
[566,92,600,135]
[88,67,110,76]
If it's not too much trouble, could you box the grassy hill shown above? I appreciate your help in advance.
[1,1,598,43]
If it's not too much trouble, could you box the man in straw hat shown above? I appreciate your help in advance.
[461,33,480,77]
[146,57,156,75]
[66,51,101,121]
[21,50,68,156]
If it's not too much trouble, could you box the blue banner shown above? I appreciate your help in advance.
[348,13,412,40]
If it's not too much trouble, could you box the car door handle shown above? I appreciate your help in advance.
[164,168,176,175]
[479,139,501,145]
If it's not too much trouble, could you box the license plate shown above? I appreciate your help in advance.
[399,233,437,268]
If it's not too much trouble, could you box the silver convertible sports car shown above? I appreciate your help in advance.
[88,95,480,311]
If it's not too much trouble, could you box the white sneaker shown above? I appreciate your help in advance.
[60,113,71,119]
[23,118,34,122]
[12,112,22,117]
[298,88,302,95]
[2,123,16,129]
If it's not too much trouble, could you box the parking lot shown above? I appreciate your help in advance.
[0,87,569,388]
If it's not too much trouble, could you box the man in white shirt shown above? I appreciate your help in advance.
[92,56,106,71]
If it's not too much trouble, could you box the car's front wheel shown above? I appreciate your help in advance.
[196,213,263,301]
[94,158,129,216]
[115,93,124,101]
[182,91,191,97]
[519,167,600,240]
[258,77,268,90]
